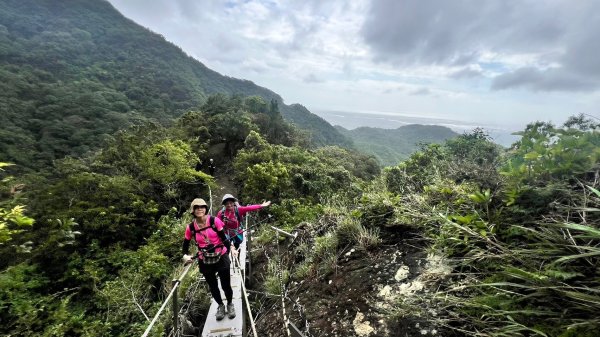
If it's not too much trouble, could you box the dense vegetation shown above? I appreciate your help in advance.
[336,124,458,166]
[247,114,598,336]
[1,1,598,336]
[0,0,350,172]
[385,116,600,336]
[3,90,598,336]
[0,94,378,336]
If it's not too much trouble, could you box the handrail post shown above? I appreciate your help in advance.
[172,279,179,336]
[141,256,193,337]
[247,216,252,287]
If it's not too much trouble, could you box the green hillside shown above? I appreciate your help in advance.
[337,124,458,166]
[0,0,350,170]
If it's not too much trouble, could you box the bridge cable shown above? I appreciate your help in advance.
[141,262,194,337]
[275,230,292,337]
[232,248,259,337]
[142,184,213,337]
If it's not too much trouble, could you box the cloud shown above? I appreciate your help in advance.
[410,88,431,96]
[449,67,483,79]
[303,73,325,83]
[361,0,564,64]
[491,67,599,92]
[383,86,403,94]
[105,0,600,130]
[361,0,600,92]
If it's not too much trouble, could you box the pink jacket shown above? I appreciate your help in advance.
[217,204,263,236]
[184,216,227,259]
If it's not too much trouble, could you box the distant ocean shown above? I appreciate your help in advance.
[312,109,521,147]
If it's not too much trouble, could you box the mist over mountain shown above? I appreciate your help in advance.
[314,109,521,147]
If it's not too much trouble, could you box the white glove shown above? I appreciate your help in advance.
[230,247,239,259]
[182,254,193,265]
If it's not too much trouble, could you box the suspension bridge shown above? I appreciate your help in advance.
[139,213,306,337]
[200,230,249,337]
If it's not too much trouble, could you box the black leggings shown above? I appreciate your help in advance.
[198,254,232,305]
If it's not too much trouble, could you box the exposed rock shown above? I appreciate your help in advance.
[394,264,410,281]
[353,312,375,336]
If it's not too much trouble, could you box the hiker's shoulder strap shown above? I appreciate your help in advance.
[234,206,242,223]
[219,206,226,220]
[188,222,198,246]
[211,215,228,245]
[210,215,216,231]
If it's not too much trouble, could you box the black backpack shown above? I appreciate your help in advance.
[189,215,217,236]
[219,205,243,226]
[189,216,226,264]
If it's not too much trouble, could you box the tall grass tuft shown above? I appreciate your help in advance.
[416,190,600,337]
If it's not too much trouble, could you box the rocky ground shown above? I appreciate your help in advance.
[249,225,456,337]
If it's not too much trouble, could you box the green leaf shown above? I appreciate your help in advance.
[587,185,600,198]
[553,250,600,264]
[554,222,600,238]
[524,151,540,160]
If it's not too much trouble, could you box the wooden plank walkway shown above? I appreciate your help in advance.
[201,232,247,337]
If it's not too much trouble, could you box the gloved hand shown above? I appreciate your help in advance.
[230,246,239,259]
[182,254,193,265]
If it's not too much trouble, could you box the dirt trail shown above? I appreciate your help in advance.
[208,169,238,215]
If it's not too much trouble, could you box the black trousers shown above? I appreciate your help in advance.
[198,254,232,305]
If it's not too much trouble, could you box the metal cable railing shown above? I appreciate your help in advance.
[141,262,194,337]
[141,185,213,337]
[232,241,259,337]
[139,187,300,337]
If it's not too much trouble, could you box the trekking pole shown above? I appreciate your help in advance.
[207,185,213,215]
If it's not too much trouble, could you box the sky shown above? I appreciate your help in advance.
[106,0,600,134]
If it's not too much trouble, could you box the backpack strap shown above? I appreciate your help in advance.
[220,206,244,229]
[234,206,243,227]
[219,206,226,221]
[189,218,219,246]
[188,222,196,237]
[210,215,216,231]
[211,215,229,251]
[188,222,200,250]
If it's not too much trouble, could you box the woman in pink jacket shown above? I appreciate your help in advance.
[217,194,271,249]
[182,198,234,321]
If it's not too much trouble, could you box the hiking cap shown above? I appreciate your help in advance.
[222,194,237,204]
[190,198,208,213]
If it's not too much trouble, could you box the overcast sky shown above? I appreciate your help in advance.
[106,0,600,132]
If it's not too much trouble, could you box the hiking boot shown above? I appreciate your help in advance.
[227,303,236,319]
[216,304,226,321]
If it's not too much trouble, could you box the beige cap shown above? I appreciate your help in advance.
[190,198,208,214]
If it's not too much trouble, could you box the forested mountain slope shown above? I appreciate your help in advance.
[0,0,350,170]
[336,124,458,166]
[0,93,379,336]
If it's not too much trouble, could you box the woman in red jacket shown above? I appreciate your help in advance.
[217,194,271,249]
